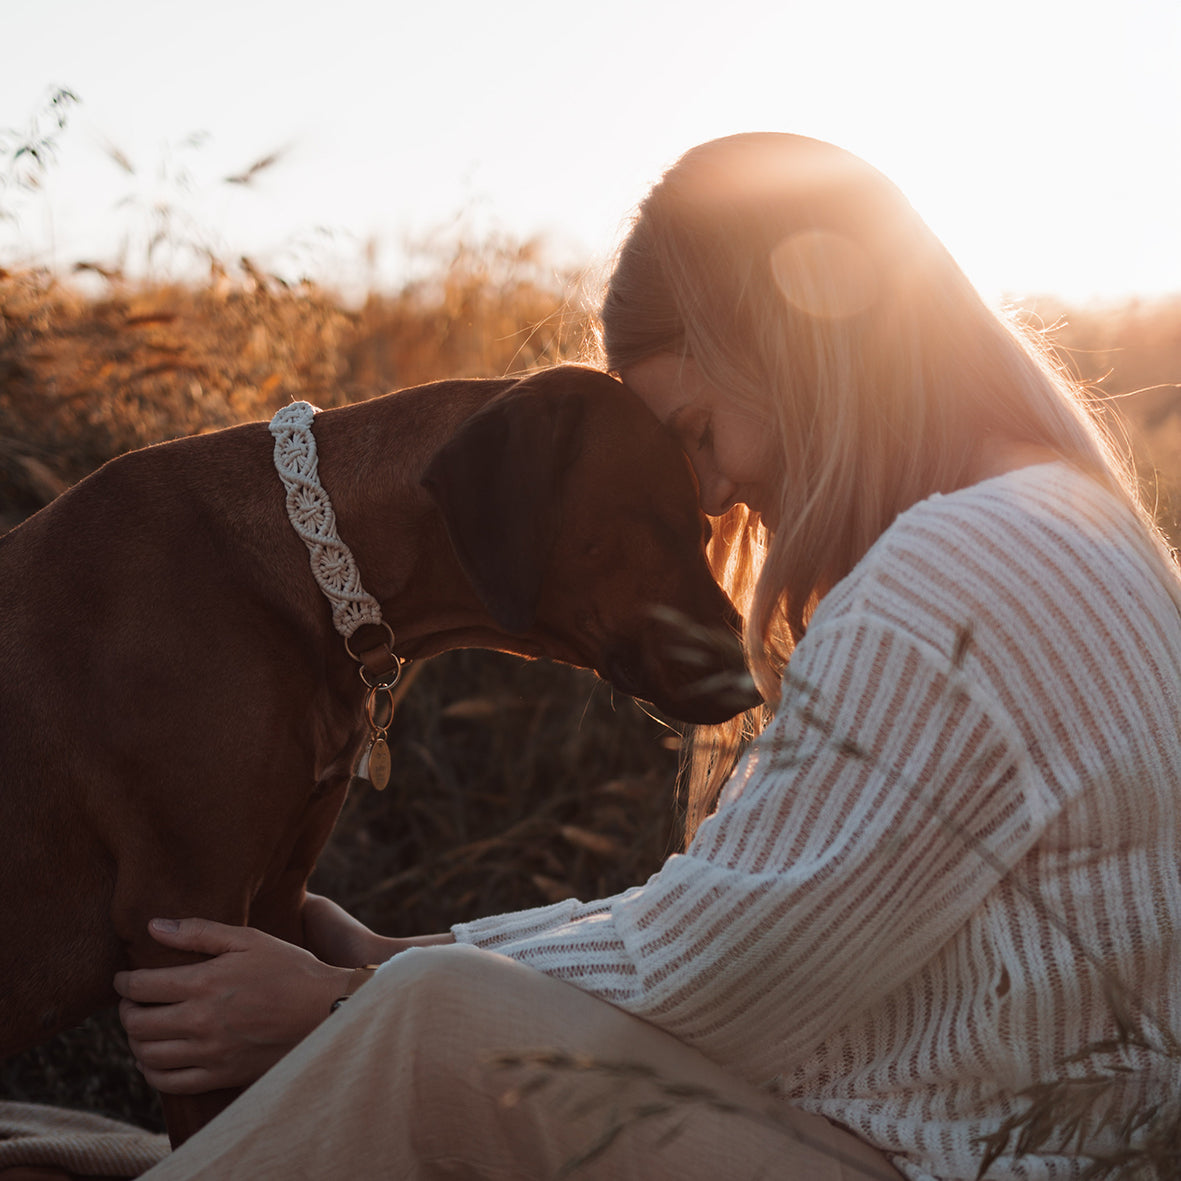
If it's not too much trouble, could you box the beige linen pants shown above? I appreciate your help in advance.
[142,943,902,1180]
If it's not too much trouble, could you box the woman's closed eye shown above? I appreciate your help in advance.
[669,407,713,456]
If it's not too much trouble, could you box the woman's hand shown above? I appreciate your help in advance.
[114,917,350,1094]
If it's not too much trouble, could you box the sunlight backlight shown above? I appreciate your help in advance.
[0,0,1177,303]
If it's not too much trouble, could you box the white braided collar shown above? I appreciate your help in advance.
[269,401,383,640]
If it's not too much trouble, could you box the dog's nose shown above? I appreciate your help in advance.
[606,607,762,724]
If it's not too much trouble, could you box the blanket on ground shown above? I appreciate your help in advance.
[0,1102,168,1178]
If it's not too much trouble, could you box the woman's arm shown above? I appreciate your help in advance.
[454,617,1041,1069]
[301,891,454,966]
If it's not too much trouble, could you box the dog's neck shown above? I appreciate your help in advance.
[269,401,386,644]
[269,383,534,666]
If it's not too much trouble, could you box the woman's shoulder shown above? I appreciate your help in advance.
[858,460,1140,589]
[893,459,1120,541]
[811,461,1177,665]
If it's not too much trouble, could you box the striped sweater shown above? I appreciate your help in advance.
[452,462,1181,1180]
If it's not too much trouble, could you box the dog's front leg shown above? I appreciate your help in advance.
[112,862,252,1148]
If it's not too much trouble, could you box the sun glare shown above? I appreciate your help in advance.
[771,231,879,320]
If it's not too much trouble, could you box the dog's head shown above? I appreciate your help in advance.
[422,365,761,724]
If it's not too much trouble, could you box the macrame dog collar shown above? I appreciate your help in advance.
[270,401,400,789]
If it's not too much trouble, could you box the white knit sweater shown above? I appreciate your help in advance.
[452,463,1181,1180]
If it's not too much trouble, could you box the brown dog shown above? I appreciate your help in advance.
[0,364,758,1145]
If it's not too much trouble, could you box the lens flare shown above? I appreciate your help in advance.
[770,230,879,320]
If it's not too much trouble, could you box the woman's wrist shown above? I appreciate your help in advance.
[383,932,456,956]
[323,934,456,1016]
[327,963,381,1014]
[333,930,456,970]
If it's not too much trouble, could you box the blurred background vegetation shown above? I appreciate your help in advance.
[1,93,1179,1135]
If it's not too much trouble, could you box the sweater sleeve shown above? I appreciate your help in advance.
[452,613,1057,1073]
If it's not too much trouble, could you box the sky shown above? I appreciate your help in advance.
[2,0,1178,304]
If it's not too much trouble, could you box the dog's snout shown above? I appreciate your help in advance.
[599,605,760,724]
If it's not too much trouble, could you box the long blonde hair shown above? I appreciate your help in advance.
[600,132,1169,842]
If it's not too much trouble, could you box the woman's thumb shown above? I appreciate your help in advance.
[148,916,247,954]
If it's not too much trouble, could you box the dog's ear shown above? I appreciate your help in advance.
[421,384,585,633]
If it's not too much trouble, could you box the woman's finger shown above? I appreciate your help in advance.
[118,995,204,1042]
[131,1037,204,1072]
[136,1063,223,1096]
[113,962,212,1005]
[145,916,255,956]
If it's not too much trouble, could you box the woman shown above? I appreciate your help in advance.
[118,134,1181,1180]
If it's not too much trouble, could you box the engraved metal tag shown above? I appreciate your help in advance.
[368,737,391,791]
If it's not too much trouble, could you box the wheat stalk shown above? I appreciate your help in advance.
[488,1049,901,1180]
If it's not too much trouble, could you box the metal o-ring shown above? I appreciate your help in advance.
[365,684,397,731]
[344,620,396,663]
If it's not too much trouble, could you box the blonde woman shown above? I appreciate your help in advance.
[118,134,1181,1180]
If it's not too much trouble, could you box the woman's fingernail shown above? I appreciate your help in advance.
[151,918,180,933]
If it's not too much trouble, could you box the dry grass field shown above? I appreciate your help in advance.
[2,247,1180,1171]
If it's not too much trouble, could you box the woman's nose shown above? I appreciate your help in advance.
[699,473,739,517]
